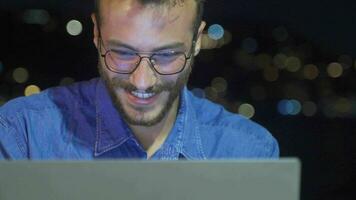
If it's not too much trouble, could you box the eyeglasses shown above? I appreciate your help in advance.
[99,38,195,75]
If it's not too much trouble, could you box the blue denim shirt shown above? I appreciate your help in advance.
[0,78,279,160]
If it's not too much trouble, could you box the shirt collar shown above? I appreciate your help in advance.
[94,79,132,156]
[177,87,207,160]
[94,78,206,159]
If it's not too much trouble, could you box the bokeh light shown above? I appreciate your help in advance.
[278,99,302,115]
[238,103,255,119]
[263,66,279,82]
[66,20,83,36]
[303,64,319,80]
[211,77,228,93]
[12,67,29,83]
[204,87,218,101]
[327,62,343,78]
[23,9,50,25]
[272,26,289,42]
[191,88,205,98]
[24,85,41,96]
[285,56,302,72]
[241,37,258,54]
[322,97,353,118]
[222,30,233,45]
[201,34,219,49]
[207,24,224,40]
[302,101,317,117]
[59,77,75,86]
[334,97,352,114]
[273,53,287,69]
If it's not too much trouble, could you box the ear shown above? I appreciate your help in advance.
[91,13,99,49]
[193,21,206,56]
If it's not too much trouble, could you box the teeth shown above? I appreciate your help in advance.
[131,91,156,99]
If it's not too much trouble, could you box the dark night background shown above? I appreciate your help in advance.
[0,0,356,199]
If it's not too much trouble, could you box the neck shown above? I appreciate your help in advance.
[129,96,179,152]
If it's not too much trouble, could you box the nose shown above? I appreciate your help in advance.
[129,58,157,91]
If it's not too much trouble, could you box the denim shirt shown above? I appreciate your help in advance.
[0,78,279,160]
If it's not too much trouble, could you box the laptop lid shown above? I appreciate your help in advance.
[0,159,301,200]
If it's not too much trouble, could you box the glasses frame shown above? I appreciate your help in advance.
[98,36,196,75]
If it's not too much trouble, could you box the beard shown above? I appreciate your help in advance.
[98,61,192,127]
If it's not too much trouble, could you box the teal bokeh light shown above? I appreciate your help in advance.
[208,24,224,40]
[278,99,302,115]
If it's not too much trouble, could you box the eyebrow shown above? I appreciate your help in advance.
[106,39,186,52]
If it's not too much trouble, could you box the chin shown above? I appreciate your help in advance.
[119,96,168,127]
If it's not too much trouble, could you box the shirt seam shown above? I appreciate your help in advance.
[0,114,7,129]
[0,114,27,157]
[14,113,28,157]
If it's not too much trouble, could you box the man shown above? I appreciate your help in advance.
[0,0,279,159]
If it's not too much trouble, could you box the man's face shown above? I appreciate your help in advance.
[93,0,204,126]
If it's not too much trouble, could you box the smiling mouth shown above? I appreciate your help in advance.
[130,90,156,99]
[125,89,160,106]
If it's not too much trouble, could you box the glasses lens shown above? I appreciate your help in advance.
[105,50,139,73]
[151,52,186,74]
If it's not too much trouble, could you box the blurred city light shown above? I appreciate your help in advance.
[238,103,255,119]
[285,56,302,72]
[22,9,50,25]
[302,101,317,117]
[66,20,83,36]
[322,97,353,118]
[273,53,287,69]
[222,30,233,45]
[59,77,75,86]
[278,99,302,115]
[289,99,302,115]
[241,37,258,54]
[201,34,219,49]
[207,24,224,40]
[211,77,228,93]
[12,67,29,83]
[191,88,205,98]
[24,85,41,96]
[334,97,352,115]
[278,100,292,115]
[204,87,218,101]
[263,66,279,82]
[272,26,289,42]
[303,64,319,80]
[327,62,343,78]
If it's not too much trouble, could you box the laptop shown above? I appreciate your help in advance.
[0,159,301,200]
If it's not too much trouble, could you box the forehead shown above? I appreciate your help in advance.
[98,0,197,50]
[99,0,196,32]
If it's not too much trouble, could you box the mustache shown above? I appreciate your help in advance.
[111,77,176,93]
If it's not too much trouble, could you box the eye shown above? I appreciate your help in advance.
[152,51,183,65]
[112,49,136,59]
[156,51,180,57]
